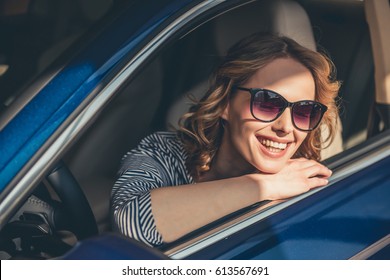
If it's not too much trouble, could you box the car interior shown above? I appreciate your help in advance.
[0,0,380,259]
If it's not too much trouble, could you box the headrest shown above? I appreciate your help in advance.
[214,0,316,55]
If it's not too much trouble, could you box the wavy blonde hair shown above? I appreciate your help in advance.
[178,33,340,178]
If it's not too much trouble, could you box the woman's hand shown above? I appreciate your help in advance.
[251,158,332,201]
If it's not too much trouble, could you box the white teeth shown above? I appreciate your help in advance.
[260,139,287,150]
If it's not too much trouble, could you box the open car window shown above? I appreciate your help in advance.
[114,0,388,257]
[0,0,130,115]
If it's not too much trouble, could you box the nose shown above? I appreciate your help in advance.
[272,108,294,134]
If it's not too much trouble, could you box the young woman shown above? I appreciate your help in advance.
[111,33,340,247]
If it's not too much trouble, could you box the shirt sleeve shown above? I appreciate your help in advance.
[111,152,166,247]
[111,132,193,247]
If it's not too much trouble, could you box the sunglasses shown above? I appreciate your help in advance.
[235,86,327,131]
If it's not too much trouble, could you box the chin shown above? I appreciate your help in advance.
[255,160,286,174]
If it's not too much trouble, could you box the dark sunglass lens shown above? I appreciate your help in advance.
[252,90,284,121]
[293,102,324,130]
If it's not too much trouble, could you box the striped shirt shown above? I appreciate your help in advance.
[111,132,194,246]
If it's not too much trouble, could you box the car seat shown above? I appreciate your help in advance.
[64,60,163,233]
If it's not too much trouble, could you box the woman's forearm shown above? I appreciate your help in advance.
[150,175,263,243]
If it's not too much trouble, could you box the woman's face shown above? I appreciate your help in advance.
[221,57,315,174]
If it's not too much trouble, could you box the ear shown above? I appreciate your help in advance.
[221,102,230,121]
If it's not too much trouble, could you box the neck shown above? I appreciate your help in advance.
[198,131,255,182]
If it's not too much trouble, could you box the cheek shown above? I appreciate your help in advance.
[298,131,308,143]
[294,131,309,151]
[227,94,252,121]
[228,105,254,135]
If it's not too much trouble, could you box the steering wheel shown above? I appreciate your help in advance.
[46,161,98,240]
[0,161,98,259]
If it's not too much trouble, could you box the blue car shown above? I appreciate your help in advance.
[0,0,389,260]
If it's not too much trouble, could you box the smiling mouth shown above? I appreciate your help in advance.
[258,138,288,153]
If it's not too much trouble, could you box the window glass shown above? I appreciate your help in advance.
[0,0,129,112]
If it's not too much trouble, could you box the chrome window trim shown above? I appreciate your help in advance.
[0,0,228,228]
[166,144,390,259]
[350,234,390,260]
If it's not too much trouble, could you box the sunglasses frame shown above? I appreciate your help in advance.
[235,86,328,132]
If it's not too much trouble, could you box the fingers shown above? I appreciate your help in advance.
[289,158,332,177]
[307,176,329,189]
[289,158,332,189]
[302,162,332,190]
[294,159,332,178]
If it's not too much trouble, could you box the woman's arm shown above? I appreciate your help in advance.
[151,158,331,243]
